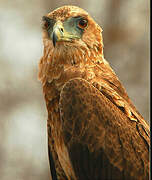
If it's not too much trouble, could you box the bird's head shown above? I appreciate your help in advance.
[42,6,104,65]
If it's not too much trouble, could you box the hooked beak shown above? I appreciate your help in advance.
[52,21,79,47]
[52,31,58,47]
[52,22,64,47]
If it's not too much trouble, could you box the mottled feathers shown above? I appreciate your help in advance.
[38,5,150,180]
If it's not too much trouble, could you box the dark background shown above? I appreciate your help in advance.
[0,0,149,179]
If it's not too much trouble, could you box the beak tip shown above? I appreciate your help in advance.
[52,32,58,47]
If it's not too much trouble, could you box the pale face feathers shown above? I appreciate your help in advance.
[42,6,103,65]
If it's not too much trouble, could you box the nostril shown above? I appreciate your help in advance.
[60,28,64,32]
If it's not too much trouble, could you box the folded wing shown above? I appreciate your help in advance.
[59,78,149,180]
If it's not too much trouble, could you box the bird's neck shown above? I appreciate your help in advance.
[50,42,103,77]
[38,40,104,101]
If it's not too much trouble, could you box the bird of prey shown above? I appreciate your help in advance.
[38,5,150,180]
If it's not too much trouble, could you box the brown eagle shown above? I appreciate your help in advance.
[38,5,150,180]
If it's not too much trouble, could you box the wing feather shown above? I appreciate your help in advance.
[59,78,149,180]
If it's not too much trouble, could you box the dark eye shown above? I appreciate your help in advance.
[43,21,50,29]
[42,16,54,30]
[78,18,88,29]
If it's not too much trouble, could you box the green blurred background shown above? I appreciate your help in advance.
[0,0,150,179]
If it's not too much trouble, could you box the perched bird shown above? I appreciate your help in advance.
[38,6,150,180]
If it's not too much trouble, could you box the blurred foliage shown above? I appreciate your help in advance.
[0,0,149,179]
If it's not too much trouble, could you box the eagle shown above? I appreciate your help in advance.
[38,5,150,180]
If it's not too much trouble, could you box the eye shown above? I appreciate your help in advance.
[43,20,50,29]
[42,16,54,30]
[77,18,88,29]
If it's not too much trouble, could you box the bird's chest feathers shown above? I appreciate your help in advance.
[44,63,96,101]
[41,42,106,104]
[44,55,98,96]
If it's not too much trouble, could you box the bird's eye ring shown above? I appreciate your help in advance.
[78,19,88,29]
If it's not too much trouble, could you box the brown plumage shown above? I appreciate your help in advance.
[38,6,150,180]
